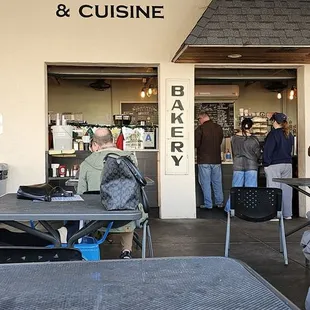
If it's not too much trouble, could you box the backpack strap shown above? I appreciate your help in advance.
[140,186,150,213]
[103,152,121,162]
[121,156,147,187]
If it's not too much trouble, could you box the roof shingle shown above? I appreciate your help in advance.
[184,0,310,46]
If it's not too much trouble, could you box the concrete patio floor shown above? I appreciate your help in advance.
[100,208,310,309]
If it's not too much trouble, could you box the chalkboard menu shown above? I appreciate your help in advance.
[195,102,234,137]
[121,102,158,125]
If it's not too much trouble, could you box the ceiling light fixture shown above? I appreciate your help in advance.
[227,54,242,59]
[140,88,146,98]
[289,85,297,100]
[147,86,153,96]
[277,92,282,99]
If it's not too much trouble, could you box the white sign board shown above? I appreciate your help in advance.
[165,79,189,175]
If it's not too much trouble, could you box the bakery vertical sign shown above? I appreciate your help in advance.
[166,79,189,175]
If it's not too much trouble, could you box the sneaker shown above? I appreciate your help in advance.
[57,227,68,244]
[216,204,224,209]
[269,218,279,222]
[284,216,292,220]
[200,205,212,209]
[120,250,132,259]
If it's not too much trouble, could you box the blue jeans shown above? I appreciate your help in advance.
[198,164,223,209]
[225,170,258,212]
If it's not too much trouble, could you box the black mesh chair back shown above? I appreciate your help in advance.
[231,187,282,222]
[0,247,83,264]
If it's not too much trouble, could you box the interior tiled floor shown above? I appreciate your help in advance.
[100,208,310,309]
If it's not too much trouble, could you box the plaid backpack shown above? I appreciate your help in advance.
[100,153,149,212]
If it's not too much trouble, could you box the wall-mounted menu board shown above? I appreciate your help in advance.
[195,102,234,137]
[121,102,158,125]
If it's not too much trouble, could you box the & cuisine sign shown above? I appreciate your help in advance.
[55,3,164,19]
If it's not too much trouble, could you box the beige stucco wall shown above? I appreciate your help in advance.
[0,0,307,217]
[1,1,209,64]
[297,66,310,217]
[0,0,209,218]
[159,63,196,218]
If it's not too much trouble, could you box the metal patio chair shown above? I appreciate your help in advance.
[225,187,288,265]
[83,191,154,259]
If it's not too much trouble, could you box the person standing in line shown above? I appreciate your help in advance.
[263,112,294,220]
[225,118,261,212]
[195,112,224,209]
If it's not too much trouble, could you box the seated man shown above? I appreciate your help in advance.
[76,127,137,259]
[0,128,138,259]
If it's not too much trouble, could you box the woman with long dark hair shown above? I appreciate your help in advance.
[225,118,261,211]
[263,112,294,219]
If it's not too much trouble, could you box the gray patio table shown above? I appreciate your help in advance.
[0,257,299,310]
[273,178,310,237]
[0,193,141,247]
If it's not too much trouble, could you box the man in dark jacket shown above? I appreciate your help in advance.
[195,112,224,209]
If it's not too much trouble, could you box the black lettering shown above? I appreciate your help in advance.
[172,85,184,96]
[56,4,70,17]
[116,5,129,18]
[171,127,184,138]
[171,155,183,166]
[95,5,108,18]
[136,6,150,18]
[171,142,184,152]
[79,5,93,18]
[171,100,184,111]
[152,6,164,18]
[171,113,183,124]
[130,5,134,18]
[111,5,115,18]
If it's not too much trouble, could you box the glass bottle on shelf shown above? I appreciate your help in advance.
[82,130,90,151]
[225,149,232,161]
